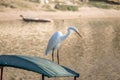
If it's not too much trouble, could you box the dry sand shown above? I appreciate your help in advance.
[0,7,120,80]
[0,7,120,21]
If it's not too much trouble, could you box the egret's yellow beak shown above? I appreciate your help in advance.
[76,32,82,38]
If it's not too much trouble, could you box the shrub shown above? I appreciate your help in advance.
[55,3,79,11]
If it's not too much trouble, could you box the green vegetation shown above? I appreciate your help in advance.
[88,1,120,9]
[42,4,56,11]
[0,0,119,11]
[55,3,79,11]
[0,2,15,8]
[0,0,40,11]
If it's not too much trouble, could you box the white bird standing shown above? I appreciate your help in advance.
[45,26,82,64]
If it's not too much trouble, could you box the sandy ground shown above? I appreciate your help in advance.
[0,7,120,21]
[0,7,120,80]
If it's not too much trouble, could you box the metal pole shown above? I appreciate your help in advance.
[42,75,45,80]
[74,76,76,80]
[0,67,3,80]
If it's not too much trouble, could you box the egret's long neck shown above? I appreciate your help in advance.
[61,29,71,41]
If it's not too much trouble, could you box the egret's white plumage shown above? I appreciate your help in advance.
[45,26,82,64]
[45,31,63,55]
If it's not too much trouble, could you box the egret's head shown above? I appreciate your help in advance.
[68,26,82,38]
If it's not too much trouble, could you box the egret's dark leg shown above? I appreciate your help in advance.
[57,49,59,64]
[52,49,55,62]
[0,67,3,80]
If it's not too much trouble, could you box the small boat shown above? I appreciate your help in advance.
[20,15,52,22]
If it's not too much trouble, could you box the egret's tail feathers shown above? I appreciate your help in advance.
[45,50,48,55]
[45,50,51,55]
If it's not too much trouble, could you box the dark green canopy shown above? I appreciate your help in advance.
[0,55,79,78]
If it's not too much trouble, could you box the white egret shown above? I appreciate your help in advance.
[45,26,82,64]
